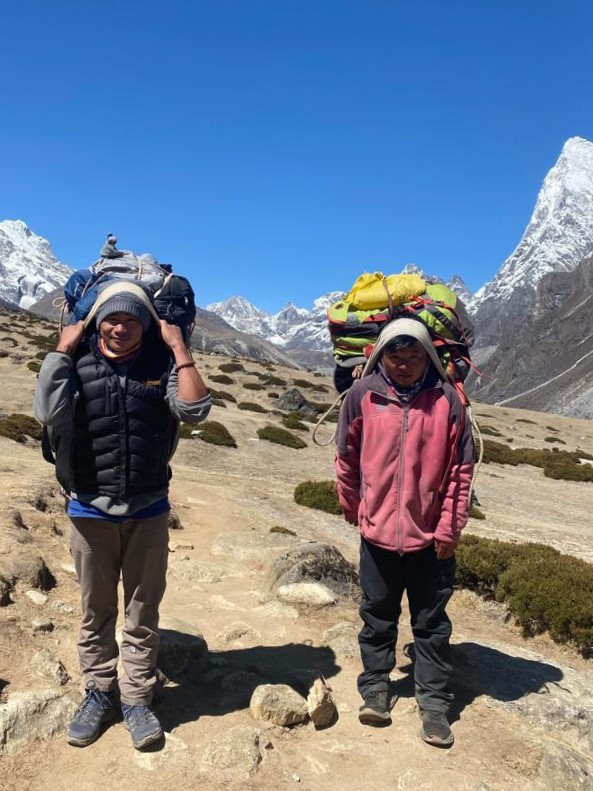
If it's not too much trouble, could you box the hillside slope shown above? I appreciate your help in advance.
[0,307,592,791]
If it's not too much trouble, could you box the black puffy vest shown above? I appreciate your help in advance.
[52,334,177,499]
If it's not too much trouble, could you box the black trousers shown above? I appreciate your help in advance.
[357,537,455,713]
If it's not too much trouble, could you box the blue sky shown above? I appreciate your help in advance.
[2,1,592,312]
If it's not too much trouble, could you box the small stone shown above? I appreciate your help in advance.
[168,510,183,530]
[169,540,194,552]
[307,678,337,729]
[32,619,54,634]
[30,650,70,686]
[25,590,47,605]
[60,563,76,575]
[276,583,337,608]
[250,684,309,727]
[218,622,260,644]
[52,600,77,615]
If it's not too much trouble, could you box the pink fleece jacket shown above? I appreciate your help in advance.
[335,367,474,553]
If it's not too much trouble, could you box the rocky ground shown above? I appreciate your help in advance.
[0,308,593,791]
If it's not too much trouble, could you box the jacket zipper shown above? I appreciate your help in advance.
[396,403,409,554]
[116,370,128,499]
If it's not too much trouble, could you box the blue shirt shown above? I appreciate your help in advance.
[67,496,170,522]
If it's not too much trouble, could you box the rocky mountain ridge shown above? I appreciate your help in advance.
[468,137,593,353]
[0,220,71,310]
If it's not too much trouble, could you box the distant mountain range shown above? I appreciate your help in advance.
[3,136,593,413]
[206,269,472,370]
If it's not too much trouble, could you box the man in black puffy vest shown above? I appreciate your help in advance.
[33,282,211,750]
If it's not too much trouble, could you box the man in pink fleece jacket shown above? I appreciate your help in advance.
[335,318,474,747]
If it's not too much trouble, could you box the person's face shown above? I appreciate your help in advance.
[99,312,144,353]
[382,341,429,386]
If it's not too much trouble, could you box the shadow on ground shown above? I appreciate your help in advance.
[158,641,340,732]
[390,641,564,723]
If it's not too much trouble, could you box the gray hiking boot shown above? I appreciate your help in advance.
[419,710,454,747]
[122,703,163,749]
[67,682,117,747]
[358,689,393,725]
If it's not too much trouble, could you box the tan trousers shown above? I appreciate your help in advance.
[69,513,169,705]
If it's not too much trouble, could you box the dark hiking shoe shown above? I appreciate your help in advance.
[419,710,454,747]
[122,703,163,749]
[358,690,393,725]
[67,683,117,747]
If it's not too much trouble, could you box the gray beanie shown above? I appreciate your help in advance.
[94,293,152,332]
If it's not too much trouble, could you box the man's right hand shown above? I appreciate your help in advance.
[56,321,85,355]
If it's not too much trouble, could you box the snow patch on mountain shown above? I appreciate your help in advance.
[206,292,344,351]
[0,220,72,309]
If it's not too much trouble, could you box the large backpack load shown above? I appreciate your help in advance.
[60,235,196,341]
[327,271,475,394]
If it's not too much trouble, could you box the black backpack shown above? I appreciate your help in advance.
[153,274,196,341]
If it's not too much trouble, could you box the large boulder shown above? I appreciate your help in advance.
[268,543,359,599]
[276,388,318,419]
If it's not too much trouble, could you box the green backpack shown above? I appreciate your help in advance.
[327,282,474,383]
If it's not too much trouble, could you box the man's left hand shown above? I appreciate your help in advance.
[159,320,186,351]
[434,539,458,560]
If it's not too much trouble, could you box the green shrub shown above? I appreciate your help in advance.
[312,384,329,393]
[480,425,503,437]
[180,420,237,447]
[211,398,227,408]
[482,440,520,466]
[237,402,268,413]
[210,374,235,385]
[27,361,41,374]
[308,401,339,423]
[292,378,315,389]
[257,426,307,449]
[516,418,537,424]
[209,388,236,403]
[267,392,280,399]
[281,413,309,432]
[28,333,59,352]
[469,505,486,520]
[544,436,566,444]
[270,525,297,536]
[483,440,593,482]
[243,382,264,391]
[219,362,244,373]
[545,425,559,433]
[0,413,43,443]
[456,534,593,656]
[543,456,593,482]
[294,480,342,515]
[262,375,286,386]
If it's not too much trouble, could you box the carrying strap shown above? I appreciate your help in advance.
[312,390,346,446]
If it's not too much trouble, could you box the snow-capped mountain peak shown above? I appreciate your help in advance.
[468,136,593,316]
[0,220,72,309]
